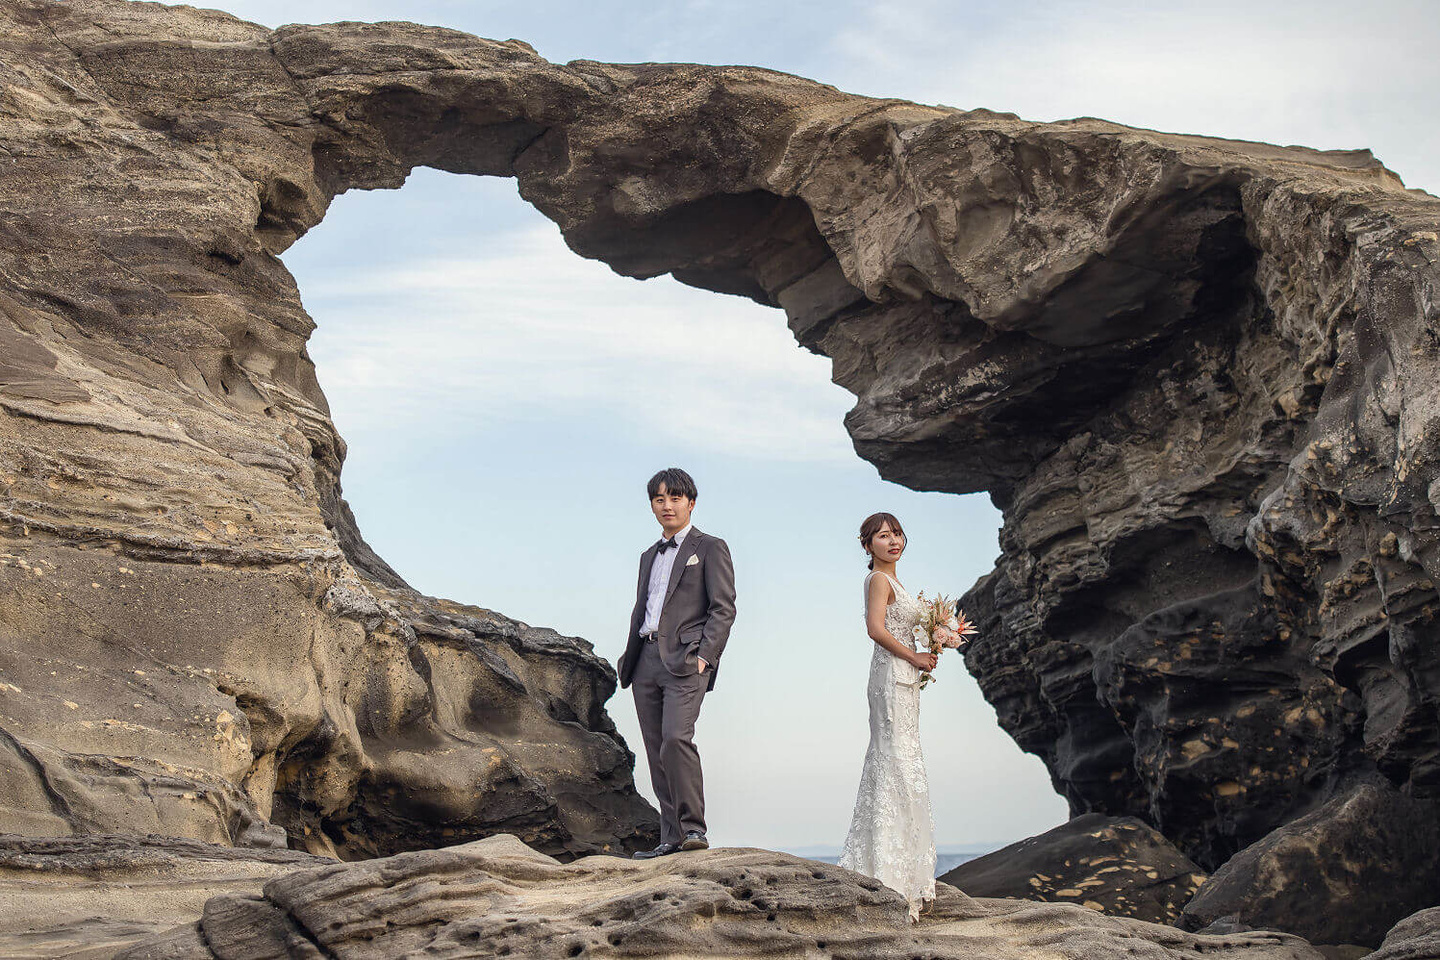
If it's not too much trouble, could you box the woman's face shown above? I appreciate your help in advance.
[869,522,905,562]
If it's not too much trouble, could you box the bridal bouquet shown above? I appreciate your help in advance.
[912,592,977,689]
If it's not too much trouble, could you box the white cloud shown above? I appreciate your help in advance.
[827,0,1440,194]
[301,222,859,463]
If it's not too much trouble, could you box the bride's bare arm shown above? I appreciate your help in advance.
[865,575,934,669]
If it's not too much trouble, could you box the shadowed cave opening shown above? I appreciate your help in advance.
[277,167,1068,852]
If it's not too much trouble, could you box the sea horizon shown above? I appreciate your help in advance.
[778,844,996,879]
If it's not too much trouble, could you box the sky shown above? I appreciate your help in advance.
[193,0,1439,853]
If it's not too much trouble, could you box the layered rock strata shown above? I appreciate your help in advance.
[0,0,661,858]
[0,0,1437,935]
[120,833,1329,960]
[0,832,327,959]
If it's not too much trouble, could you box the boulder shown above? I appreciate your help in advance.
[118,834,1330,960]
[1181,778,1440,947]
[941,813,1206,923]
[1368,906,1440,960]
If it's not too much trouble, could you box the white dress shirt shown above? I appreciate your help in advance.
[640,523,692,637]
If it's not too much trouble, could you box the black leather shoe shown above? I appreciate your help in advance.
[679,831,709,851]
[632,842,679,860]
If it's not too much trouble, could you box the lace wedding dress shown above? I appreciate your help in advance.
[838,570,937,921]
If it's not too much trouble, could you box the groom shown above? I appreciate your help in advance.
[617,467,736,858]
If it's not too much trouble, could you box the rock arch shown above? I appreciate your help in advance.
[2,5,1440,928]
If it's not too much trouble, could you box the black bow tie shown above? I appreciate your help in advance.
[656,537,678,553]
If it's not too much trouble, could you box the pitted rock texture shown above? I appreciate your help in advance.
[118,833,1329,960]
[0,0,1438,916]
[1181,778,1440,947]
[0,832,327,959]
[939,813,1207,925]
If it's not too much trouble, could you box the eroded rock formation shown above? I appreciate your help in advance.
[1,0,1439,943]
[119,833,1329,960]
[0,0,657,858]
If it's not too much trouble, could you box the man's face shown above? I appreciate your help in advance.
[651,483,695,532]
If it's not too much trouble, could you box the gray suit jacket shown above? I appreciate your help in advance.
[617,526,736,692]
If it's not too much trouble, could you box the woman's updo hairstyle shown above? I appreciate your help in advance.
[859,512,905,570]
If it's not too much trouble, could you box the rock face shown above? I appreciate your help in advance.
[0,0,660,859]
[0,832,327,959]
[1181,777,1440,946]
[940,813,1206,925]
[119,833,1328,960]
[0,0,1438,930]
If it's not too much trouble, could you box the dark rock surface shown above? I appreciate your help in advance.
[940,813,1206,924]
[0,0,1437,938]
[1182,777,1440,947]
[117,833,1329,960]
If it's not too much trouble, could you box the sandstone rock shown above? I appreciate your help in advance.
[1181,778,1440,947]
[0,0,657,860]
[0,0,1438,914]
[940,813,1206,924]
[0,832,327,959]
[1369,906,1440,960]
[118,833,1329,960]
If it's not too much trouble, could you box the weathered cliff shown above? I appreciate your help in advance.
[0,0,657,859]
[1,0,1438,941]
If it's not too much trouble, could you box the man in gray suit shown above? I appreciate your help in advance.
[617,467,736,858]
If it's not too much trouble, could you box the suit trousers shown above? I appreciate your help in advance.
[631,638,708,844]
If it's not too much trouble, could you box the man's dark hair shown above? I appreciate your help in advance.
[647,467,698,501]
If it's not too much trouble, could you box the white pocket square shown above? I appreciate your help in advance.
[685,555,700,566]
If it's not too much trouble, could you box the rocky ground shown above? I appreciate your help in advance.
[1,0,1439,951]
[0,833,326,959]
[0,832,1339,960]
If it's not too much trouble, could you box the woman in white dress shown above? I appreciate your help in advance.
[838,512,940,921]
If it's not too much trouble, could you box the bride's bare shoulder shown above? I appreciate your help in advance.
[864,571,895,605]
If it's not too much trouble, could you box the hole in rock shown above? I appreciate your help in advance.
[282,167,1063,855]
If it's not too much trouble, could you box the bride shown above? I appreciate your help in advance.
[838,512,955,922]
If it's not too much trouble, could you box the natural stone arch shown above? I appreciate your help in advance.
[4,8,1440,939]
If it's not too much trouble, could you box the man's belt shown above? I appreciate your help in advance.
[641,631,658,643]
